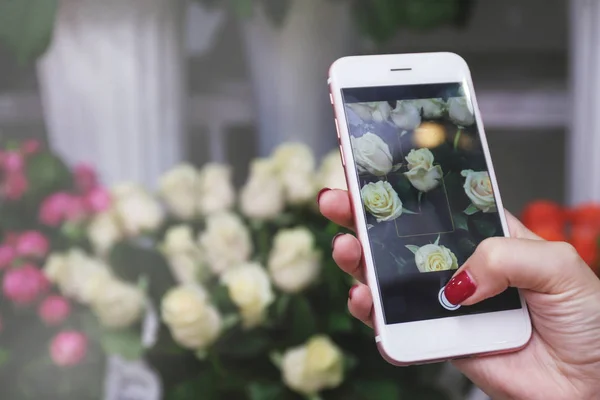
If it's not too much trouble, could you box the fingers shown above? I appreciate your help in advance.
[504,209,541,240]
[318,189,355,231]
[332,234,365,283]
[348,283,373,328]
[444,238,595,306]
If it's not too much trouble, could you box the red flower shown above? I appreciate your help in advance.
[570,224,599,271]
[521,200,565,230]
[0,244,16,270]
[2,264,48,306]
[530,224,567,242]
[568,203,600,230]
[50,331,88,367]
[2,171,28,200]
[20,139,42,156]
[15,231,50,259]
[1,151,24,173]
[84,186,111,213]
[39,295,71,326]
[73,163,98,194]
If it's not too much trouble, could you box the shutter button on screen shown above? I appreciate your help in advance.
[439,287,461,311]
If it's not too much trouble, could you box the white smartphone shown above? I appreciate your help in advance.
[328,52,532,366]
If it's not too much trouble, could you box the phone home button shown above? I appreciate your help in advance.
[438,287,460,311]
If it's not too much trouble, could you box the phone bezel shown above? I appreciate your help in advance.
[328,52,532,365]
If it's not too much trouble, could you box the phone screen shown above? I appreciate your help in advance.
[342,82,522,324]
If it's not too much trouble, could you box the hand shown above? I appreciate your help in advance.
[318,188,600,400]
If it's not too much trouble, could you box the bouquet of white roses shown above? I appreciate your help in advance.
[0,139,459,400]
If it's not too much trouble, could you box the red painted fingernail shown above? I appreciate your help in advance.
[444,271,476,305]
[317,188,331,205]
[331,233,344,248]
[349,285,358,299]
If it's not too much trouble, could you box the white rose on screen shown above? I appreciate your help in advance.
[272,143,317,205]
[90,278,145,329]
[162,225,204,284]
[221,263,274,328]
[197,163,235,215]
[404,148,442,192]
[240,158,285,220]
[87,211,123,256]
[161,285,222,350]
[268,227,321,293]
[447,97,475,126]
[112,183,164,236]
[350,133,393,177]
[414,244,458,273]
[158,164,199,220]
[361,181,403,222]
[317,150,347,191]
[414,98,445,119]
[281,335,344,395]
[461,169,497,213]
[198,212,253,274]
[348,102,391,122]
[391,100,421,131]
[44,249,112,304]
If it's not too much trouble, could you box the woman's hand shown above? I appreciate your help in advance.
[319,188,600,400]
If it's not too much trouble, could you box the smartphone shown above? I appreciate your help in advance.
[328,52,532,365]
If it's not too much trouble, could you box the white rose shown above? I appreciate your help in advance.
[159,164,199,220]
[268,227,321,293]
[198,212,253,274]
[162,225,205,284]
[348,102,391,122]
[113,183,164,236]
[272,143,317,205]
[413,98,446,119]
[161,285,222,350]
[221,263,274,329]
[447,97,475,126]
[240,158,285,220]
[412,243,458,273]
[317,150,347,191]
[87,211,123,256]
[44,249,113,304]
[90,277,145,329]
[281,335,344,395]
[403,148,443,192]
[461,169,497,213]
[197,163,235,216]
[361,181,403,222]
[391,100,421,131]
[350,133,393,177]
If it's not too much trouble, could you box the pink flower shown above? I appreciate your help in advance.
[39,192,72,226]
[50,331,88,367]
[2,264,48,306]
[39,295,71,326]
[0,245,16,270]
[1,151,24,173]
[21,139,42,156]
[73,163,97,194]
[64,195,88,222]
[3,171,28,200]
[15,231,50,259]
[84,187,111,213]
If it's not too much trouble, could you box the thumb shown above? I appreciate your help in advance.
[443,237,593,306]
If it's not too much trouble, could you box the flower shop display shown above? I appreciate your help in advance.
[0,139,462,399]
[521,200,600,275]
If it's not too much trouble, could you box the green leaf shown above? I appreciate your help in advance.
[217,330,270,358]
[0,0,58,64]
[434,234,440,245]
[275,294,291,318]
[402,207,418,215]
[291,296,317,341]
[405,245,420,254]
[452,212,469,231]
[101,329,144,361]
[473,218,497,238]
[269,352,283,368]
[0,347,9,367]
[327,313,353,333]
[229,0,253,18]
[354,380,401,400]
[248,382,285,400]
[25,151,72,199]
[262,0,292,27]
[464,203,480,215]
[166,371,218,400]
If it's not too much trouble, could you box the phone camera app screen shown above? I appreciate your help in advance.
[342,83,522,324]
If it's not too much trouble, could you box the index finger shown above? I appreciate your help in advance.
[318,189,355,231]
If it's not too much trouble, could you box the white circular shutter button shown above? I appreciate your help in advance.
[438,287,461,311]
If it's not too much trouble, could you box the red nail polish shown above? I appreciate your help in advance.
[349,285,358,299]
[317,188,331,205]
[444,271,476,305]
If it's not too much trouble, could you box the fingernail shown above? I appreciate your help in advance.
[444,270,476,305]
[331,233,344,249]
[317,188,331,205]
[349,285,358,299]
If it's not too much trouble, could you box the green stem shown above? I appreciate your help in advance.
[258,226,270,265]
[453,129,462,150]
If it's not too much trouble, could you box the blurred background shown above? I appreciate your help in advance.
[0,0,595,399]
